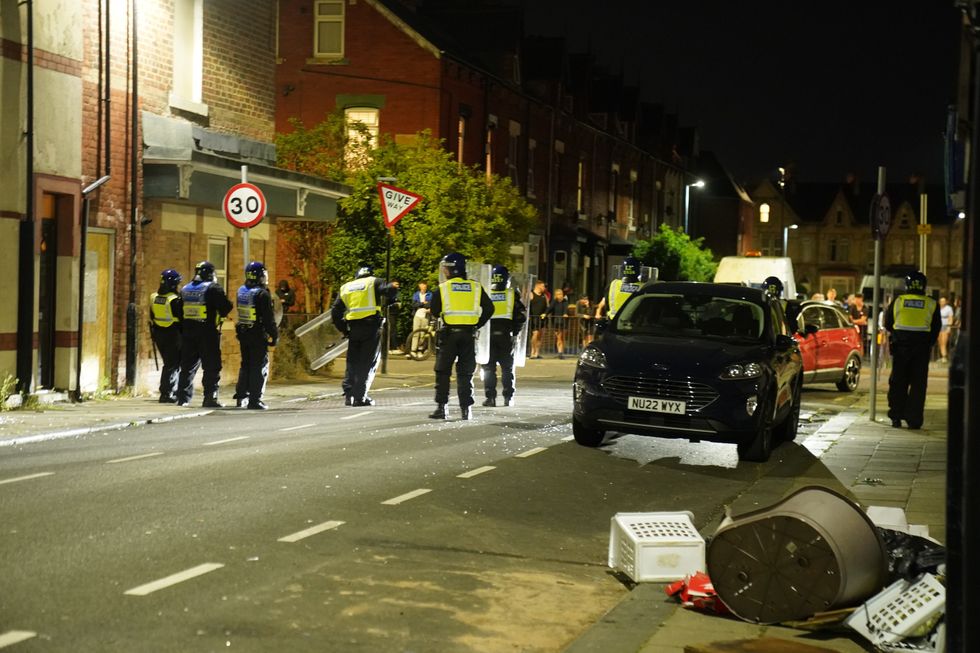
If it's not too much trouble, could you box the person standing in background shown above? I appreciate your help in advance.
[408,280,433,357]
[547,287,570,359]
[884,271,940,429]
[527,280,548,360]
[937,296,954,363]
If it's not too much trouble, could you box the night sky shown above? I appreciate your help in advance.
[524,1,962,185]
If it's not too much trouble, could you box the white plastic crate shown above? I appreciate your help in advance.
[846,573,945,646]
[607,511,705,582]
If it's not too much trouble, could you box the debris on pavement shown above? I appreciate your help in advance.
[664,571,730,615]
[607,511,705,582]
[845,573,946,652]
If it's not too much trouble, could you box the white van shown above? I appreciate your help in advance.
[713,256,797,299]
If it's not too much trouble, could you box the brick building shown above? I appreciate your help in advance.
[2,0,347,397]
[275,0,699,300]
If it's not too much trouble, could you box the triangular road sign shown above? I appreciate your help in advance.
[377,183,423,228]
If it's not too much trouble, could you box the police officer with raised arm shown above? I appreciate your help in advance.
[595,255,642,320]
[482,265,526,407]
[177,261,233,407]
[149,268,183,403]
[884,271,941,429]
[330,264,400,407]
[428,253,494,420]
[234,261,279,410]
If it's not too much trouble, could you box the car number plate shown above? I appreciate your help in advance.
[628,396,686,414]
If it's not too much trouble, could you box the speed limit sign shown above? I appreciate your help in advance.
[223,182,267,228]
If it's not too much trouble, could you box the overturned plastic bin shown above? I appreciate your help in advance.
[294,312,348,370]
[706,485,888,624]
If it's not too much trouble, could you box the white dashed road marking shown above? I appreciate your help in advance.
[381,488,431,505]
[457,466,496,479]
[106,452,164,464]
[277,423,315,432]
[515,447,547,458]
[0,631,36,648]
[561,435,574,442]
[278,520,345,543]
[124,563,224,596]
[340,411,371,420]
[0,472,54,486]
[202,436,250,446]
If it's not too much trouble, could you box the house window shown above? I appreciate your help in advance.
[576,160,585,215]
[314,0,345,58]
[508,121,521,187]
[457,115,467,166]
[552,148,563,213]
[627,173,637,230]
[608,166,619,219]
[344,107,378,167]
[829,238,850,263]
[208,236,228,290]
[903,239,915,264]
[800,237,814,263]
[485,120,495,179]
[171,0,206,115]
[526,139,536,198]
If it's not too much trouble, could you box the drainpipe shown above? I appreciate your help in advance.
[125,0,138,388]
[16,0,36,394]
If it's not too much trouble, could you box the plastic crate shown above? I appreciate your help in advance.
[846,573,945,646]
[607,511,705,582]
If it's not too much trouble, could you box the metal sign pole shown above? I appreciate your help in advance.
[870,166,886,421]
[241,165,250,266]
[378,176,396,375]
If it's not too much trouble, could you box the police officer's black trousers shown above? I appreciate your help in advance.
[434,328,477,408]
[888,341,931,428]
[153,326,181,401]
[483,332,515,400]
[178,325,223,403]
[235,332,269,406]
[344,320,381,402]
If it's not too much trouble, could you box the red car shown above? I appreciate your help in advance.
[790,300,863,392]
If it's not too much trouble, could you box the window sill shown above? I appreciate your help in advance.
[306,56,349,65]
[169,93,209,118]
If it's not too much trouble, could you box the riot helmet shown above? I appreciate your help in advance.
[195,261,216,282]
[245,261,268,287]
[763,276,783,299]
[490,265,510,291]
[905,271,927,294]
[355,264,373,279]
[440,252,467,279]
[621,256,640,282]
[160,268,182,291]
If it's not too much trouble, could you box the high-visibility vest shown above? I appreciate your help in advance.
[490,288,515,320]
[237,285,261,326]
[340,276,380,321]
[181,280,213,323]
[893,294,936,332]
[607,279,641,318]
[439,278,481,325]
[150,291,180,327]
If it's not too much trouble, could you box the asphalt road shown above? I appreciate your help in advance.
[0,380,856,652]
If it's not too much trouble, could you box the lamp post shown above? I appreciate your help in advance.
[683,179,705,234]
[783,223,798,257]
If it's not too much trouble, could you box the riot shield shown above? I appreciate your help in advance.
[293,311,349,370]
[271,292,284,327]
[469,262,492,365]
[511,272,534,368]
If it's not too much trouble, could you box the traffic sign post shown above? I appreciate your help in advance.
[224,166,267,278]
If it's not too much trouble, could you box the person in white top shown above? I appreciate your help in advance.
[937,296,955,363]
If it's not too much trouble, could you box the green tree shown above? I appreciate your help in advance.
[633,224,717,282]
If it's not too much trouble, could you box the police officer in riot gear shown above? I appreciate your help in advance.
[884,271,941,429]
[765,275,799,333]
[149,268,184,403]
[234,261,279,410]
[482,265,526,407]
[177,261,233,407]
[763,276,783,299]
[330,264,400,407]
[429,253,494,420]
[595,256,642,320]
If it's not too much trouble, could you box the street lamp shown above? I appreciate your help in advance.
[684,179,705,233]
[783,223,798,256]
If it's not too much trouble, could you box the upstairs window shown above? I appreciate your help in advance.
[345,107,378,167]
[314,0,345,58]
[171,0,206,114]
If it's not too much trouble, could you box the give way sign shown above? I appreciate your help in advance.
[223,182,267,228]
[377,182,422,227]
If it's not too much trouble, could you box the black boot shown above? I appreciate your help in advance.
[461,405,472,420]
[203,396,224,408]
[482,397,496,407]
[344,394,353,406]
[503,396,513,407]
[429,404,448,419]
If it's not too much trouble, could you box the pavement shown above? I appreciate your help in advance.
[0,354,951,653]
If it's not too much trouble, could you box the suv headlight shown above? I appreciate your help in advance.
[719,362,763,380]
[578,347,607,369]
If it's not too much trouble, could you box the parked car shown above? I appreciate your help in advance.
[788,300,863,392]
[572,282,804,462]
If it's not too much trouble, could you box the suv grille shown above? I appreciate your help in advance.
[602,375,719,412]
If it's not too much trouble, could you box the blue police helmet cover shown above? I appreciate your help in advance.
[490,264,509,289]
[196,260,215,281]
[906,271,927,293]
[441,252,466,277]
[245,261,266,285]
[355,264,373,279]
[161,268,182,286]
[621,256,640,279]
[763,275,783,296]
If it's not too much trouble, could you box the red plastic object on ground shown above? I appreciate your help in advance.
[665,571,731,615]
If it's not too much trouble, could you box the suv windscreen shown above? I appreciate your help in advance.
[616,294,765,340]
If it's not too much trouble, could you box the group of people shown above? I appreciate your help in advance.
[148,260,279,411]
